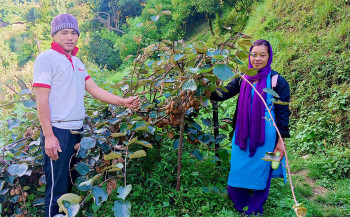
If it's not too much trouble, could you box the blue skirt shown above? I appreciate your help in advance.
[227,73,286,190]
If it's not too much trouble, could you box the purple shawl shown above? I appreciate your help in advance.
[235,40,273,157]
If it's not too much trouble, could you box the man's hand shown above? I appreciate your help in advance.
[274,138,285,160]
[123,96,141,109]
[45,135,62,161]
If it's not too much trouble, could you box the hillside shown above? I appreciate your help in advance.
[0,0,349,216]
[243,0,350,150]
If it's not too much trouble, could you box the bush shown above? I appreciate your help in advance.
[86,29,122,70]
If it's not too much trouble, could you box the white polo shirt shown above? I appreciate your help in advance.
[33,42,90,129]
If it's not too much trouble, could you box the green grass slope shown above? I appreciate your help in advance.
[244,0,350,152]
[240,1,350,215]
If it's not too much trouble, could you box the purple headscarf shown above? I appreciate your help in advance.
[235,39,273,157]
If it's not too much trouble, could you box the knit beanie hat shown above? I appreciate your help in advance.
[51,14,80,37]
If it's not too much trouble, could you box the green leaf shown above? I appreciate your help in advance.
[75,162,90,176]
[77,137,96,158]
[217,149,230,162]
[215,134,227,143]
[191,123,202,131]
[240,67,257,76]
[273,100,289,105]
[113,200,131,217]
[155,5,162,11]
[151,15,160,21]
[133,36,142,44]
[27,194,35,200]
[215,89,223,97]
[92,186,108,207]
[104,152,122,161]
[231,58,244,65]
[182,79,197,91]
[105,167,122,172]
[33,198,45,206]
[126,137,138,146]
[237,50,249,60]
[223,33,231,42]
[143,44,156,55]
[111,133,126,138]
[202,187,210,193]
[80,137,96,149]
[128,150,146,159]
[213,55,225,60]
[213,64,234,81]
[67,203,80,217]
[261,152,280,162]
[131,116,143,121]
[198,67,212,74]
[77,174,102,190]
[201,118,211,127]
[135,140,153,148]
[78,180,92,189]
[173,139,179,149]
[117,185,132,200]
[57,193,82,214]
[148,25,157,31]
[3,103,15,109]
[20,89,31,95]
[7,118,20,130]
[147,9,157,15]
[22,186,31,191]
[219,85,229,93]
[0,181,4,191]
[238,40,253,50]
[193,41,208,53]
[149,112,157,118]
[191,149,203,161]
[160,10,171,15]
[7,163,28,177]
[103,163,124,172]
[293,203,308,217]
[263,88,280,98]
[23,100,36,108]
[174,54,184,61]
[147,126,156,135]
[135,125,149,131]
[0,188,9,195]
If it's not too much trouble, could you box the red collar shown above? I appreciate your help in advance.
[51,41,79,56]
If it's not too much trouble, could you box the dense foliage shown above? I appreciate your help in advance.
[0,0,349,216]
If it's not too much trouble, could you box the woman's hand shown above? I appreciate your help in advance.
[123,96,141,109]
[274,138,285,160]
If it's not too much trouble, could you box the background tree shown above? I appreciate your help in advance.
[191,0,222,35]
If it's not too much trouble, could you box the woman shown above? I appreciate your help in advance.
[211,39,291,215]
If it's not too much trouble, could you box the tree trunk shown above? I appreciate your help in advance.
[212,101,220,166]
[206,14,214,35]
[35,38,41,54]
[176,112,186,191]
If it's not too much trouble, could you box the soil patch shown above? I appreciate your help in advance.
[292,169,329,200]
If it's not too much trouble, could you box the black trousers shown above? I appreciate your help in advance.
[40,126,81,217]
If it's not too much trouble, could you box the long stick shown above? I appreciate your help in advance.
[176,111,186,191]
[239,75,297,205]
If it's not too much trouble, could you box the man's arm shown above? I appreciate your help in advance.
[35,87,61,160]
[85,79,140,108]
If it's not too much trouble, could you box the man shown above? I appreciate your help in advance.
[33,14,140,217]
